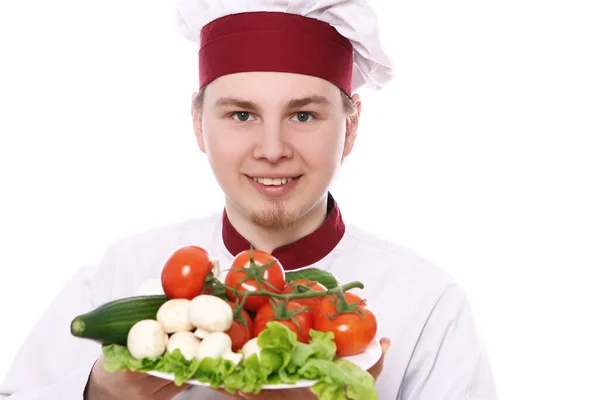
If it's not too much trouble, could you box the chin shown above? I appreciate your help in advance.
[248,201,301,230]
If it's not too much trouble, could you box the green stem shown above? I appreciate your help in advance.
[217,280,364,300]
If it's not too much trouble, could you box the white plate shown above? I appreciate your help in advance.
[147,338,382,389]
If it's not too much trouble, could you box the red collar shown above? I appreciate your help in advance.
[222,193,345,270]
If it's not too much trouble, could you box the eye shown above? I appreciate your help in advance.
[231,112,254,122]
[292,112,313,123]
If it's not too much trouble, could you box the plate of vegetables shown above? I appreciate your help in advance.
[70,246,381,398]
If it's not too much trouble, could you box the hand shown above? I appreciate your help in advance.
[221,338,391,399]
[84,354,190,400]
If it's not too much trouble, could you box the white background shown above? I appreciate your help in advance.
[1,0,599,398]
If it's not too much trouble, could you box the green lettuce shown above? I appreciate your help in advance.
[102,321,377,399]
[301,359,377,400]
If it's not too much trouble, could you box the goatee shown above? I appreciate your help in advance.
[250,202,299,230]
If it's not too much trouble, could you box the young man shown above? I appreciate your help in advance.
[0,1,498,399]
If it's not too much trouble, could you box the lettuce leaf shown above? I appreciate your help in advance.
[101,321,377,399]
[222,353,265,394]
[102,344,163,373]
[300,359,377,400]
[284,329,337,381]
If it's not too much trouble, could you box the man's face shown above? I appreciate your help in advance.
[194,72,359,230]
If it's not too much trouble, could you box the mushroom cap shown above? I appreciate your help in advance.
[242,337,261,361]
[166,331,201,360]
[127,319,168,360]
[157,299,193,333]
[188,295,233,332]
[195,331,233,360]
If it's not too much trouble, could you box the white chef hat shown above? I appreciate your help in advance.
[175,0,394,95]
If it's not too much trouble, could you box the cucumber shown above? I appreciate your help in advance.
[285,268,340,290]
[70,295,169,345]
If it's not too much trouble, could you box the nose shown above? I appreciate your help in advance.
[252,121,293,163]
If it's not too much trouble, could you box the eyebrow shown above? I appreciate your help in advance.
[213,95,333,112]
[213,97,261,112]
[285,95,332,110]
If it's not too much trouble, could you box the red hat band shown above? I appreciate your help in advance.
[198,12,354,95]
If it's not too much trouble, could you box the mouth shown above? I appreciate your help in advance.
[250,176,300,186]
[245,175,302,197]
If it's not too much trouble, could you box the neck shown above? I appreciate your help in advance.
[224,196,329,253]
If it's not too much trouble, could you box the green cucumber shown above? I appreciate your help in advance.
[285,268,340,290]
[70,295,169,345]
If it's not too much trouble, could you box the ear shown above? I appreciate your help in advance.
[343,93,362,158]
[191,92,207,153]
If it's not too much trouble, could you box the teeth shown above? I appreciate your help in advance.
[253,177,293,185]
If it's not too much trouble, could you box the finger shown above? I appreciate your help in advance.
[121,370,152,382]
[237,392,266,399]
[368,337,391,380]
[211,388,247,399]
[235,389,272,399]
[121,372,174,396]
[151,382,191,398]
[219,389,245,399]
[239,388,313,399]
[380,337,391,355]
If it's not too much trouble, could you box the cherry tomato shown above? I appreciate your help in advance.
[253,300,313,343]
[312,292,377,356]
[161,246,213,300]
[225,249,286,311]
[224,301,253,352]
[283,279,327,312]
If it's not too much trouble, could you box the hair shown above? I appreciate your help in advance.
[192,85,358,119]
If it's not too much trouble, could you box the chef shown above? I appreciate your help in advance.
[0,0,498,399]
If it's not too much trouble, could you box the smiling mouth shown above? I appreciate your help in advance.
[247,176,301,186]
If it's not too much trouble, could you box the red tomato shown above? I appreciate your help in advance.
[283,279,327,311]
[253,300,313,343]
[161,246,213,300]
[225,249,286,311]
[312,292,377,356]
[224,301,253,352]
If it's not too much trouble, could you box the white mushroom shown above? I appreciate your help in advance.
[188,295,233,337]
[241,337,261,361]
[193,326,212,339]
[222,350,244,365]
[156,299,193,333]
[166,331,202,361]
[136,279,165,296]
[127,319,168,360]
[195,332,242,366]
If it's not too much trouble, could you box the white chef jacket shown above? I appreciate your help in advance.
[0,207,498,399]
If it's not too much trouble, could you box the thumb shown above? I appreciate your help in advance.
[380,338,391,355]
